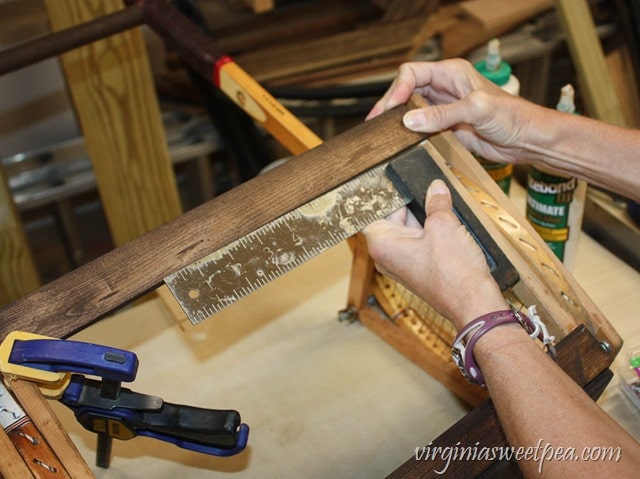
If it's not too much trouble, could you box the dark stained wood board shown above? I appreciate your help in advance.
[0,106,425,340]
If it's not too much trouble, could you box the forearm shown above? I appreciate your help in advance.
[523,106,640,201]
[473,322,640,477]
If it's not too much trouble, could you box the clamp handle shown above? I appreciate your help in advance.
[8,337,138,382]
[1,331,138,398]
[63,375,249,458]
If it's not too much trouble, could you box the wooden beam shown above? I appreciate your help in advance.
[555,0,627,127]
[44,0,182,247]
[244,0,274,14]
[606,46,640,128]
[441,0,554,57]
[212,0,382,56]
[0,169,40,307]
[237,18,425,83]
[0,106,425,339]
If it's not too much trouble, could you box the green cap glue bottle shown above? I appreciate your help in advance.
[474,38,520,194]
[526,84,586,271]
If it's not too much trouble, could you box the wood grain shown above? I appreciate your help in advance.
[0,106,425,339]
[9,379,94,478]
[0,169,40,307]
[440,0,553,58]
[237,18,425,83]
[0,425,34,478]
[44,0,182,247]
[212,0,381,55]
[555,0,627,127]
[7,421,70,479]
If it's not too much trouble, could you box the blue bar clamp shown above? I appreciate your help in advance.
[0,332,249,468]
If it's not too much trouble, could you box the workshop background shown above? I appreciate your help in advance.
[1,1,640,478]
[2,0,638,289]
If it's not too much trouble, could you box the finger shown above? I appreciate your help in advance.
[385,206,409,225]
[425,179,453,216]
[404,86,505,133]
[363,219,423,277]
[366,64,419,120]
[402,99,467,133]
[363,217,423,240]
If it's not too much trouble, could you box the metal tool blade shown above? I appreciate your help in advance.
[164,161,410,324]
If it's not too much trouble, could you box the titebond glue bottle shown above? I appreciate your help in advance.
[526,84,586,270]
[474,38,520,194]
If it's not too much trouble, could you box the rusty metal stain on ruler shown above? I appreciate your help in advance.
[165,162,409,324]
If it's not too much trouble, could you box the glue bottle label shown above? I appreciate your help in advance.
[526,167,578,260]
[476,156,513,194]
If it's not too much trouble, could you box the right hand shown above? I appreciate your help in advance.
[367,58,545,166]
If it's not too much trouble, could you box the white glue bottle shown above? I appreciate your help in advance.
[474,38,520,194]
[526,84,586,271]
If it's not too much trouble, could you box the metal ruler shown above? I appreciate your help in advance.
[164,145,518,325]
[164,161,409,324]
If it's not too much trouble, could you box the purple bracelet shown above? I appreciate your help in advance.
[451,310,525,386]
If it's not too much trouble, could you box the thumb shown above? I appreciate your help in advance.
[425,179,453,216]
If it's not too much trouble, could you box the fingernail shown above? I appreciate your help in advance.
[428,179,448,196]
[403,111,427,130]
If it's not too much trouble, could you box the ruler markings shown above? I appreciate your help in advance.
[165,162,409,324]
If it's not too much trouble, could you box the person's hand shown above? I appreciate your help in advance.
[363,179,507,330]
[367,59,544,166]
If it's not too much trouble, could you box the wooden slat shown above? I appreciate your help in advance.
[0,424,34,478]
[345,234,376,313]
[606,46,640,128]
[237,18,425,83]
[555,0,627,127]
[0,0,49,46]
[8,379,95,478]
[210,0,382,55]
[44,0,182,247]
[459,0,553,32]
[0,169,40,307]
[0,106,425,339]
[358,305,488,406]
[440,0,554,57]
[381,0,436,21]
[264,53,404,87]
[243,0,274,14]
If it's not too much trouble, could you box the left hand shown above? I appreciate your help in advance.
[363,179,507,330]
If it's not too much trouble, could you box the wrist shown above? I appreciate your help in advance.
[474,322,532,358]
[451,305,552,386]
[452,277,508,330]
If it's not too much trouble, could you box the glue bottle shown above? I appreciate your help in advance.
[525,84,586,270]
[473,38,520,194]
